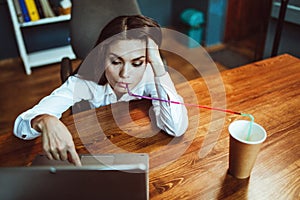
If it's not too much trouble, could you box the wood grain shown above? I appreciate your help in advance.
[0,54,299,199]
[0,53,224,135]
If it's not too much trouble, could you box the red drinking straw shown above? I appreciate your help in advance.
[126,84,242,115]
[126,84,254,140]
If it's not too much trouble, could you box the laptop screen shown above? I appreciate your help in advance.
[0,154,149,200]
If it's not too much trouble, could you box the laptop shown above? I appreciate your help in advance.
[0,153,149,200]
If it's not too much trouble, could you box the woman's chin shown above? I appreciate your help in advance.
[114,87,128,95]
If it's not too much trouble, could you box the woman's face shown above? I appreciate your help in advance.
[105,39,147,98]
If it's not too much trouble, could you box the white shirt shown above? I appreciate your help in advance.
[14,66,188,139]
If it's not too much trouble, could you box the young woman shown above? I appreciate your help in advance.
[14,15,188,165]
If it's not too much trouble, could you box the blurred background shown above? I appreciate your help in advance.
[1,0,299,66]
[0,0,299,134]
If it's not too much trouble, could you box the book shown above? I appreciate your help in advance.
[25,0,40,21]
[39,0,55,18]
[13,0,24,23]
[34,0,45,19]
[18,0,31,22]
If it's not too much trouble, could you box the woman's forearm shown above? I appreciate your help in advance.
[31,114,52,133]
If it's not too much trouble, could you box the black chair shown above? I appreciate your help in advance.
[60,0,141,113]
[61,0,141,82]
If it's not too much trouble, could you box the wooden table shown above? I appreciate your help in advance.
[0,54,299,199]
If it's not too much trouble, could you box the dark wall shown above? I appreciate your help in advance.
[264,19,300,58]
[0,0,19,59]
[1,0,227,60]
[138,0,172,27]
[22,23,70,53]
[0,0,173,60]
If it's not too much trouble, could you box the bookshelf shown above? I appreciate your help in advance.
[7,0,75,75]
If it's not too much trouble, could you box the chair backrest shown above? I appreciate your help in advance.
[70,0,141,59]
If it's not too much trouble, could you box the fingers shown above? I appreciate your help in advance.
[43,144,81,166]
[147,39,160,61]
[43,143,68,161]
[42,133,81,166]
[50,144,81,166]
[39,115,81,166]
[50,147,67,161]
[68,147,82,166]
[147,38,158,49]
[45,143,81,166]
[42,132,54,160]
[51,149,61,160]
[147,38,165,76]
[43,134,67,161]
[59,148,68,161]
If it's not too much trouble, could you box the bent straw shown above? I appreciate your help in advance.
[126,84,254,140]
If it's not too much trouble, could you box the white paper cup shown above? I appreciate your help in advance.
[228,120,267,179]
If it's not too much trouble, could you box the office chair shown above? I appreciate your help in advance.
[60,0,141,113]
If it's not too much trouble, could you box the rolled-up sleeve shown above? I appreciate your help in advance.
[13,76,93,140]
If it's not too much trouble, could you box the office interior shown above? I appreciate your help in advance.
[0,1,299,135]
[0,1,299,199]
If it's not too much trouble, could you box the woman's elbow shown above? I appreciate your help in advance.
[165,120,188,137]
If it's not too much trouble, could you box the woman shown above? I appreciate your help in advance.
[14,15,188,166]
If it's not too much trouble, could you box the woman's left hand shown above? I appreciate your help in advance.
[147,39,166,77]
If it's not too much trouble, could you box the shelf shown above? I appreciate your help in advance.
[7,0,75,74]
[28,45,75,68]
[20,15,71,27]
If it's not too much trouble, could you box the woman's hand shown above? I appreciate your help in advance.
[31,114,82,166]
[147,39,166,77]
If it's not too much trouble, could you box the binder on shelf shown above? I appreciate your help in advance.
[18,0,31,22]
[39,0,55,18]
[13,0,24,23]
[25,0,40,21]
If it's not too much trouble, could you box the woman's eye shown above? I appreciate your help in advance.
[132,61,144,67]
[111,60,122,65]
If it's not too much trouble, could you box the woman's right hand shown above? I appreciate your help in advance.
[31,114,82,166]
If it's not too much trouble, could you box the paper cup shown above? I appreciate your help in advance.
[228,120,267,179]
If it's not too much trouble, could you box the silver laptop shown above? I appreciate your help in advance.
[0,153,149,200]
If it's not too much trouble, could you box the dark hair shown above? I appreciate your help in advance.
[74,15,162,84]
[96,15,162,47]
